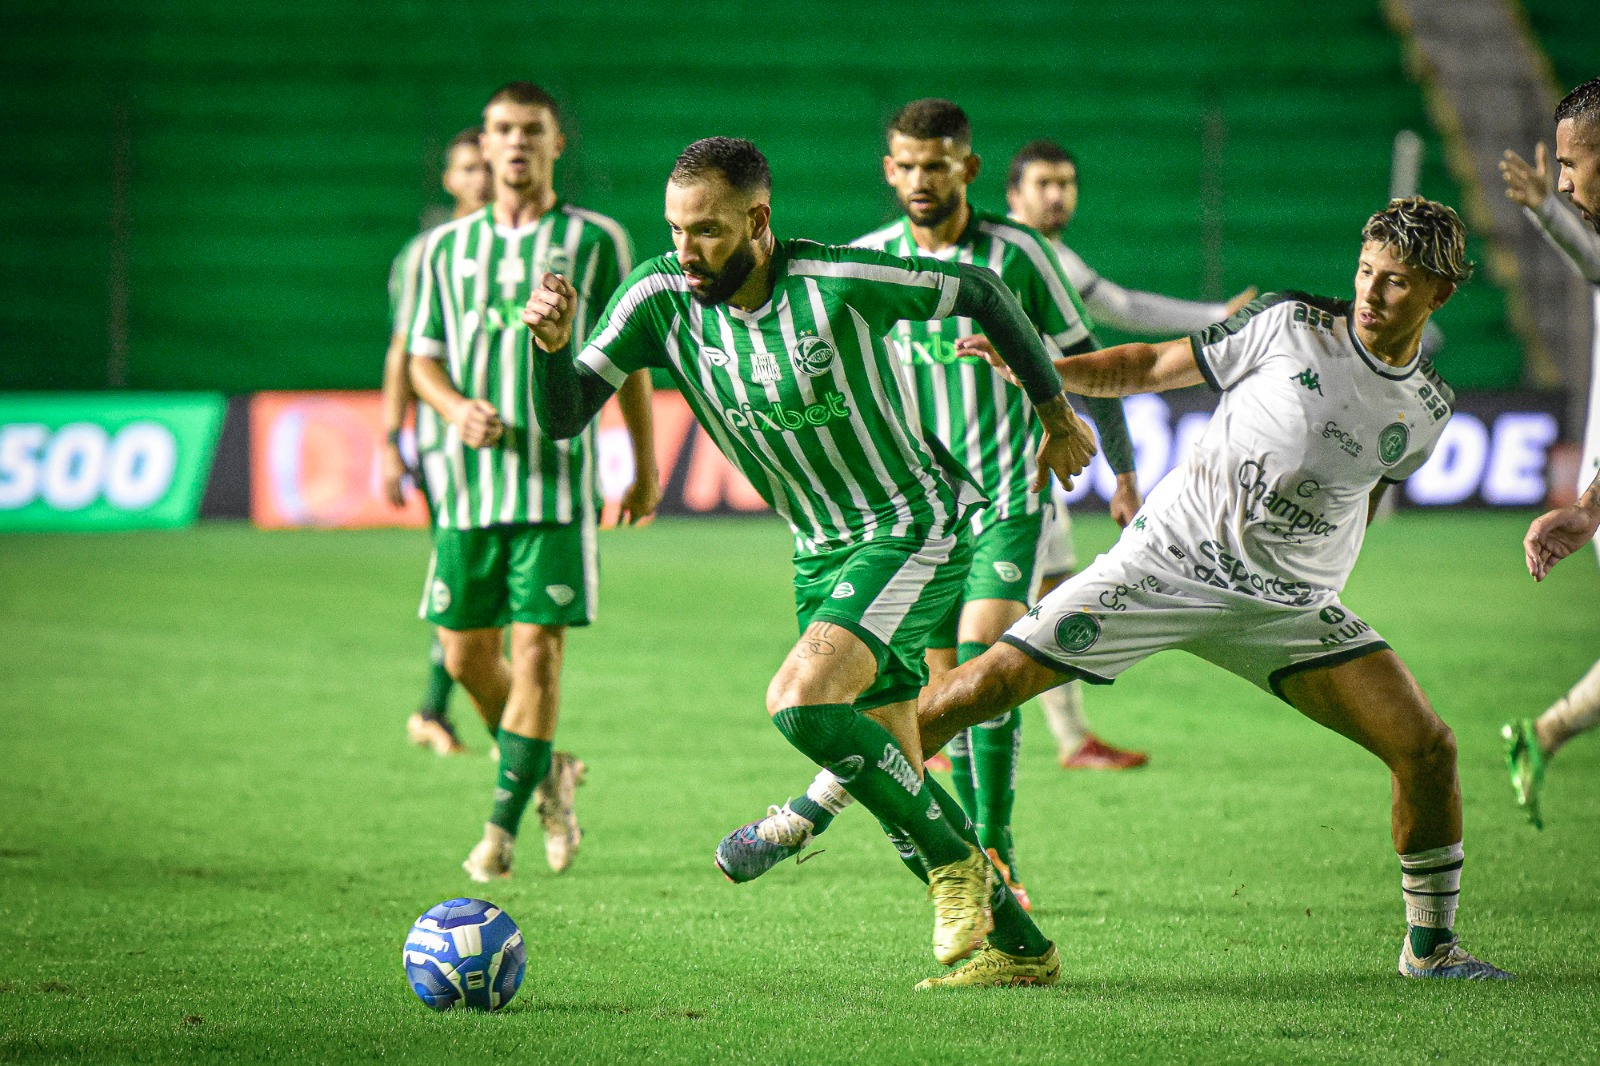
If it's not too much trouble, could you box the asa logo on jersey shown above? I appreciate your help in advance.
[791,332,837,378]
[1378,422,1410,466]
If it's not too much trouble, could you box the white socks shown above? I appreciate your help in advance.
[1038,680,1087,754]
[1539,657,1600,757]
[1400,842,1463,932]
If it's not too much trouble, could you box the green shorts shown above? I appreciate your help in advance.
[929,511,1046,649]
[420,521,596,630]
[793,528,973,711]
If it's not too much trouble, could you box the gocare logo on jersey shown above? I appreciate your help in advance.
[723,394,853,433]
[1236,459,1339,538]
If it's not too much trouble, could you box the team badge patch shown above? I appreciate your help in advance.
[1378,422,1409,466]
[791,333,836,377]
[702,346,730,368]
[993,561,1023,583]
[430,579,452,614]
[831,581,856,600]
[542,251,571,277]
[545,584,576,607]
[1054,612,1101,654]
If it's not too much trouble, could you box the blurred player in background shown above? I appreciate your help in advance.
[408,81,660,881]
[384,126,490,757]
[525,136,1100,987]
[924,197,1512,980]
[1499,75,1600,829]
[1005,139,1257,770]
[714,100,1138,911]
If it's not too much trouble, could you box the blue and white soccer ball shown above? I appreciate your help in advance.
[403,898,526,1011]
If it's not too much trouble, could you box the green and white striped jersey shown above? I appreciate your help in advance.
[409,202,633,530]
[576,240,982,554]
[390,229,444,460]
[854,207,1092,528]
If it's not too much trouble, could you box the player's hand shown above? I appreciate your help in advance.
[381,442,411,508]
[1032,394,1098,492]
[1524,500,1600,581]
[1500,145,1552,211]
[617,469,662,527]
[957,334,1030,388]
[521,272,576,353]
[1223,286,1259,317]
[1109,472,1142,527]
[454,398,504,449]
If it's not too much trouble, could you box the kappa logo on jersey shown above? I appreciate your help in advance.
[748,350,782,385]
[545,584,576,607]
[993,561,1023,583]
[831,581,856,599]
[722,394,853,434]
[1131,516,1147,531]
[1291,303,1336,332]
[702,346,730,368]
[1054,612,1101,654]
[1294,368,1324,395]
[1378,421,1410,466]
[430,579,452,614]
[791,332,836,377]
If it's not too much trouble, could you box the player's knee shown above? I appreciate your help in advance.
[1398,718,1457,775]
[511,626,564,679]
[440,637,491,684]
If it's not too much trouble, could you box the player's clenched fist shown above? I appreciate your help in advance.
[521,272,577,353]
[454,398,504,449]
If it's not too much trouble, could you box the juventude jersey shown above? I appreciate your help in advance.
[1121,292,1453,600]
[390,229,447,462]
[409,202,633,530]
[854,209,1093,529]
[576,240,982,554]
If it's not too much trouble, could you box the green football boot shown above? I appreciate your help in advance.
[1501,719,1546,830]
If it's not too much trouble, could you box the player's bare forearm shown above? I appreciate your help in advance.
[409,356,465,420]
[615,370,661,523]
[382,333,416,434]
[1053,338,1202,397]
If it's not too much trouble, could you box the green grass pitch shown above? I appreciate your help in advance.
[1,512,1597,1063]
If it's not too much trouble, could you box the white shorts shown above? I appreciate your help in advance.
[1035,496,1078,581]
[1002,546,1389,701]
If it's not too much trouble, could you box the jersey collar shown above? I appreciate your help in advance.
[723,240,789,324]
[1345,314,1420,380]
[491,198,563,239]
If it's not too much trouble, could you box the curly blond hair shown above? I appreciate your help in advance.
[1361,197,1474,283]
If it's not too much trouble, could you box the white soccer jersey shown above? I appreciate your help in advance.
[1114,292,1453,600]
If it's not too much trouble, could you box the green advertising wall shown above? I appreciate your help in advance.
[2,1,1520,396]
[0,394,224,530]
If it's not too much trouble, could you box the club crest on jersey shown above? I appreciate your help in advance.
[430,580,452,614]
[791,332,836,378]
[1054,612,1101,654]
[702,346,730,368]
[542,251,571,277]
[748,350,782,385]
[1378,421,1409,466]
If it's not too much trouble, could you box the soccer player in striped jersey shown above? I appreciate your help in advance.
[408,81,661,881]
[919,197,1512,980]
[524,136,1098,987]
[384,126,489,758]
[715,100,1140,910]
[1500,76,1600,828]
[1006,138,1258,772]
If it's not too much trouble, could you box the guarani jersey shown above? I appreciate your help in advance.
[853,208,1093,529]
[575,240,981,554]
[1121,292,1451,601]
[408,202,633,530]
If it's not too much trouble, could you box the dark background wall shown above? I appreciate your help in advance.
[4,0,1561,396]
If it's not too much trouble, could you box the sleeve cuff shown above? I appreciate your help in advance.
[409,335,445,359]
[1190,336,1222,392]
[578,345,629,389]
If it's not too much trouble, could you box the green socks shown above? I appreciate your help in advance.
[421,635,455,719]
[488,730,552,836]
[959,641,1021,874]
[773,704,968,868]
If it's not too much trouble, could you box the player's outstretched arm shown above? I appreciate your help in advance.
[1525,471,1600,581]
[948,262,1096,487]
[1052,338,1204,397]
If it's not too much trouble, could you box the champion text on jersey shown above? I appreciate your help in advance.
[1236,459,1339,538]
